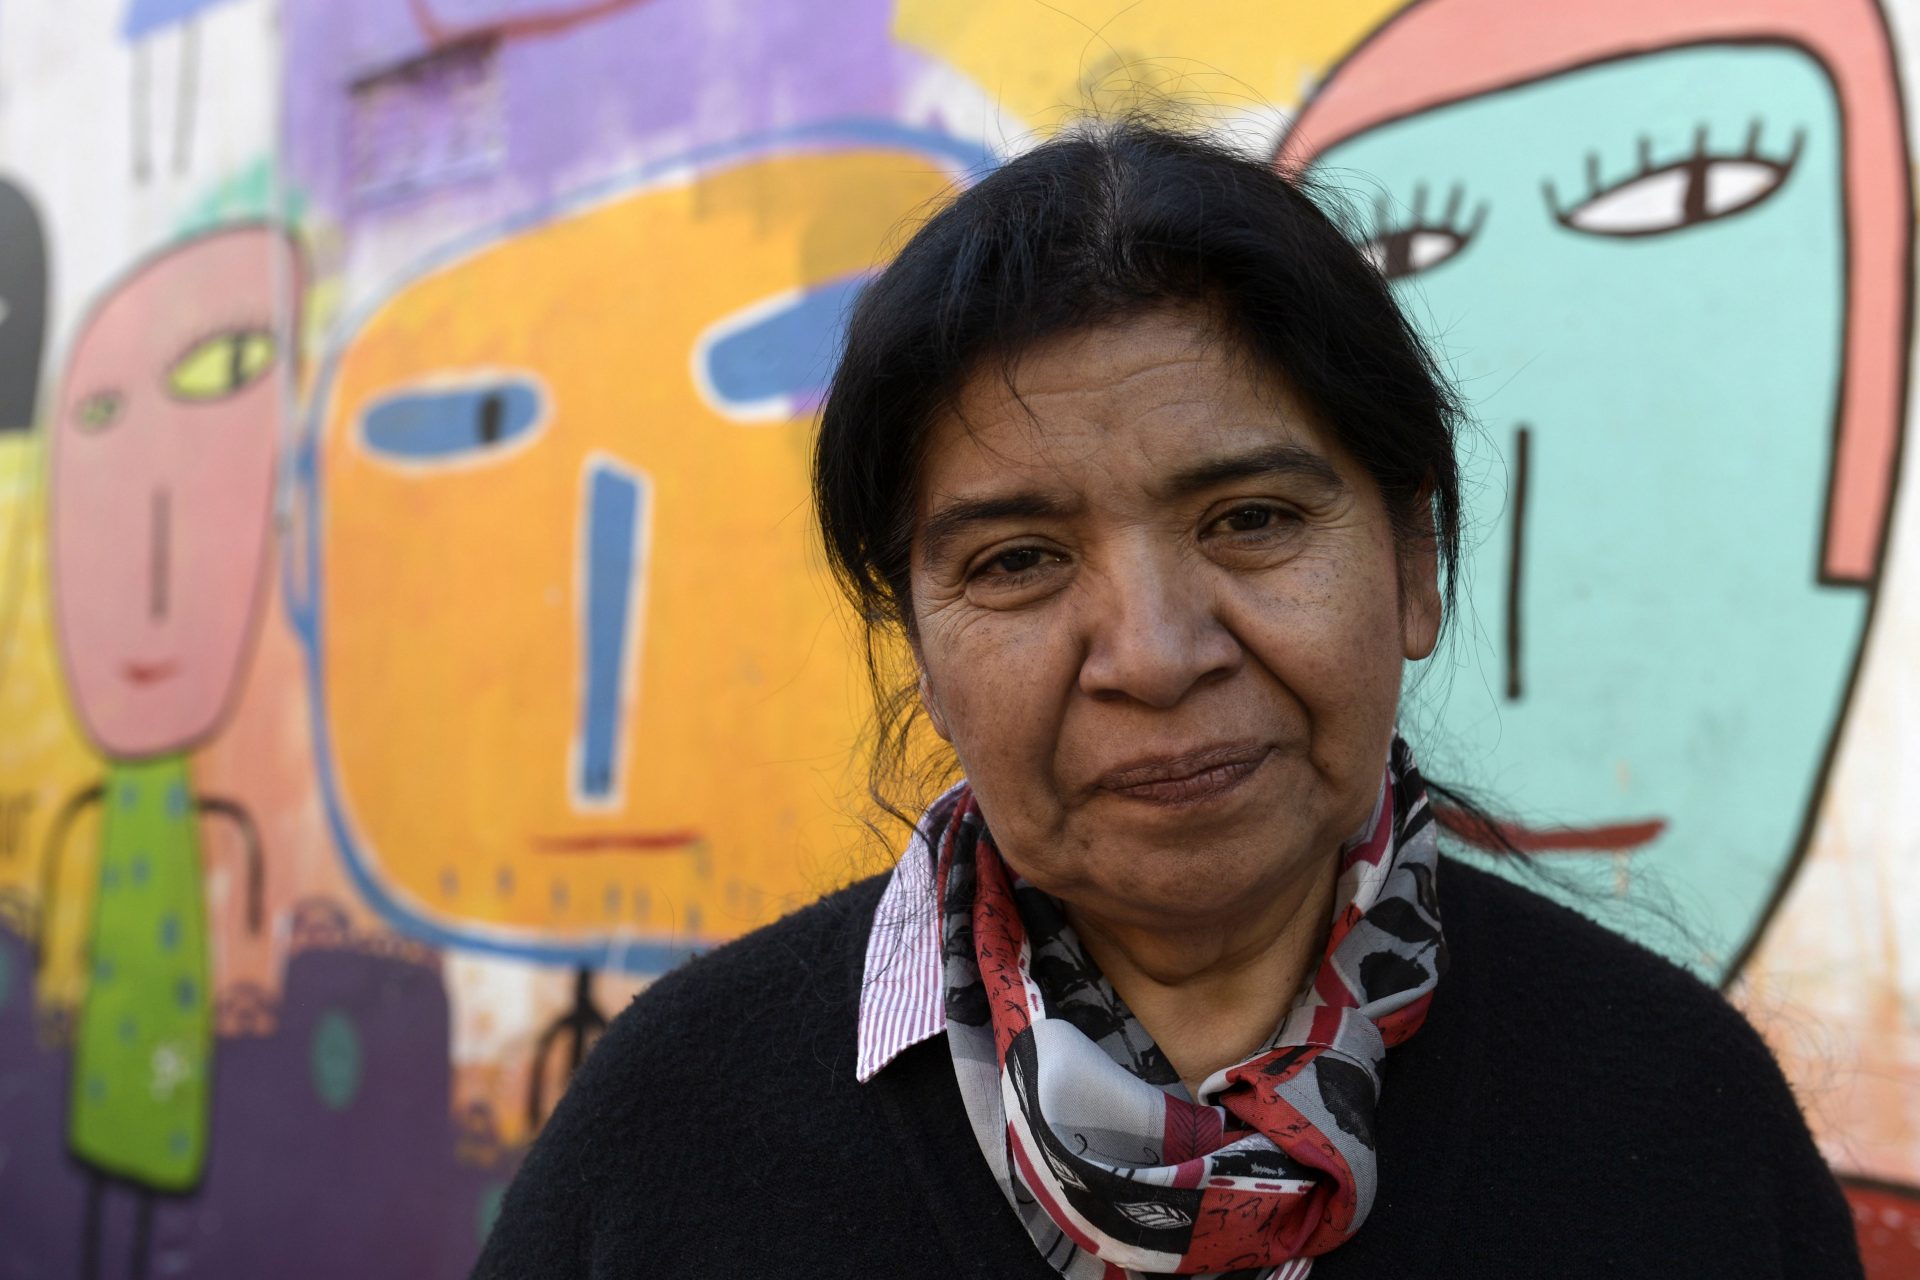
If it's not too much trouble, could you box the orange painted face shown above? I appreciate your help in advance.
[51,227,303,759]
[304,142,961,962]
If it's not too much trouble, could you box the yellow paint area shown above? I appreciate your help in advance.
[316,146,957,952]
[895,0,1403,130]
[0,431,108,1017]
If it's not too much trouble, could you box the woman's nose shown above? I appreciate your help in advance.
[1076,548,1240,708]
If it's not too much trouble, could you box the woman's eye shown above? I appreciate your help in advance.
[1548,127,1803,238]
[168,328,277,401]
[1221,506,1275,532]
[1211,505,1296,538]
[984,547,1047,576]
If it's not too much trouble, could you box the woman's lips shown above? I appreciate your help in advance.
[1095,742,1272,806]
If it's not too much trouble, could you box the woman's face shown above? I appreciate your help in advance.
[910,308,1439,933]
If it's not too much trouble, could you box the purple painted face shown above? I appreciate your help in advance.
[49,226,303,758]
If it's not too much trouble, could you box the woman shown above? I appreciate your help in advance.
[475,121,1862,1277]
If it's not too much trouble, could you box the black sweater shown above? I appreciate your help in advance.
[475,857,1863,1278]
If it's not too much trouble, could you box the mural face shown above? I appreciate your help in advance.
[300,139,962,968]
[50,226,302,759]
[1308,43,1877,971]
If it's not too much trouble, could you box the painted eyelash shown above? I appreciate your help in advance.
[1543,120,1807,217]
[1369,180,1488,242]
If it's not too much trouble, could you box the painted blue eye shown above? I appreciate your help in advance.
[697,275,867,420]
[360,379,544,461]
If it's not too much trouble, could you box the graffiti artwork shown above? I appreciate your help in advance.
[1283,0,1911,980]
[0,0,1915,1274]
[0,179,47,435]
[1281,0,1920,1260]
[292,126,975,1118]
[0,177,47,694]
[41,224,298,1273]
[298,130,972,972]
[123,0,250,180]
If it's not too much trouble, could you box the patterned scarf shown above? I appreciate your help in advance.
[931,736,1443,1279]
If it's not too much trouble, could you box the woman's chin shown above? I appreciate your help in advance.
[1057,836,1324,934]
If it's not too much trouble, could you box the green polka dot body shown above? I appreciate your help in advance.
[68,756,212,1192]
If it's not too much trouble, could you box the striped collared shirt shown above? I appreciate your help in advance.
[854,821,946,1082]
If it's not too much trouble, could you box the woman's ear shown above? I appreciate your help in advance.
[1402,567,1442,661]
[1400,494,1443,661]
[918,668,952,742]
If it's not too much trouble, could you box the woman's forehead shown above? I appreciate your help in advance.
[921,312,1338,496]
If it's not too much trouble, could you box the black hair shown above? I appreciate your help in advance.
[813,115,1466,828]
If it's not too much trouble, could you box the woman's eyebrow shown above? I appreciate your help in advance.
[918,492,1079,565]
[1158,443,1346,499]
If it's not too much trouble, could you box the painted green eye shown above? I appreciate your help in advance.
[76,390,123,431]
[167,329,276,402]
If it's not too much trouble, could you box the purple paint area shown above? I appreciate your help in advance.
[415,0,646,27]
[0,915,516,1279]
[0,920,88,1279]
[281,0,937,226]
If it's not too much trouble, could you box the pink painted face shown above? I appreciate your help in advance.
[50,226,302,758]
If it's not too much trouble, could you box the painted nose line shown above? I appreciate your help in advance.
[575,457,650,806]
[1505,424,1531,702]
[150,485,170,622]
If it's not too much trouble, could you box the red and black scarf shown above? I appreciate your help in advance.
[930,736,1443,1279]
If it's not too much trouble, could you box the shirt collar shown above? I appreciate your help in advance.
[854,762,1399,1083]
[854,807,949,1082]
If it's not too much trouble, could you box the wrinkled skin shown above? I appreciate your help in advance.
[909,308,1439,1081]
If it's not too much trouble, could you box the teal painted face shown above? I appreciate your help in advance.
[1311,43,1864,975]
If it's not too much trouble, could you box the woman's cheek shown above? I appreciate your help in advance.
[941,622,1071,765]
[1231,561,1403,718]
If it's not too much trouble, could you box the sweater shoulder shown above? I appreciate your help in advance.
[1439,855,1806,1107]
[604,869,889,1053]
[1444,855,1735,1009]
[1420,859,1859,1274]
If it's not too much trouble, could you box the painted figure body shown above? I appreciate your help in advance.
[1282,0,1910,978]
[69,757,212,1189]
[40,225,299,1277]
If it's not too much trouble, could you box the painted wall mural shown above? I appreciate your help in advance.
[1285,0,1909,966]
[2,0,1919,1275]
[42,224,301,1273]
[0,177,47,698]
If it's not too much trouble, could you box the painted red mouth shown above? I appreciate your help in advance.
[1435,805,1666,854]
[123,659,179,686]
[532,830,702,854]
